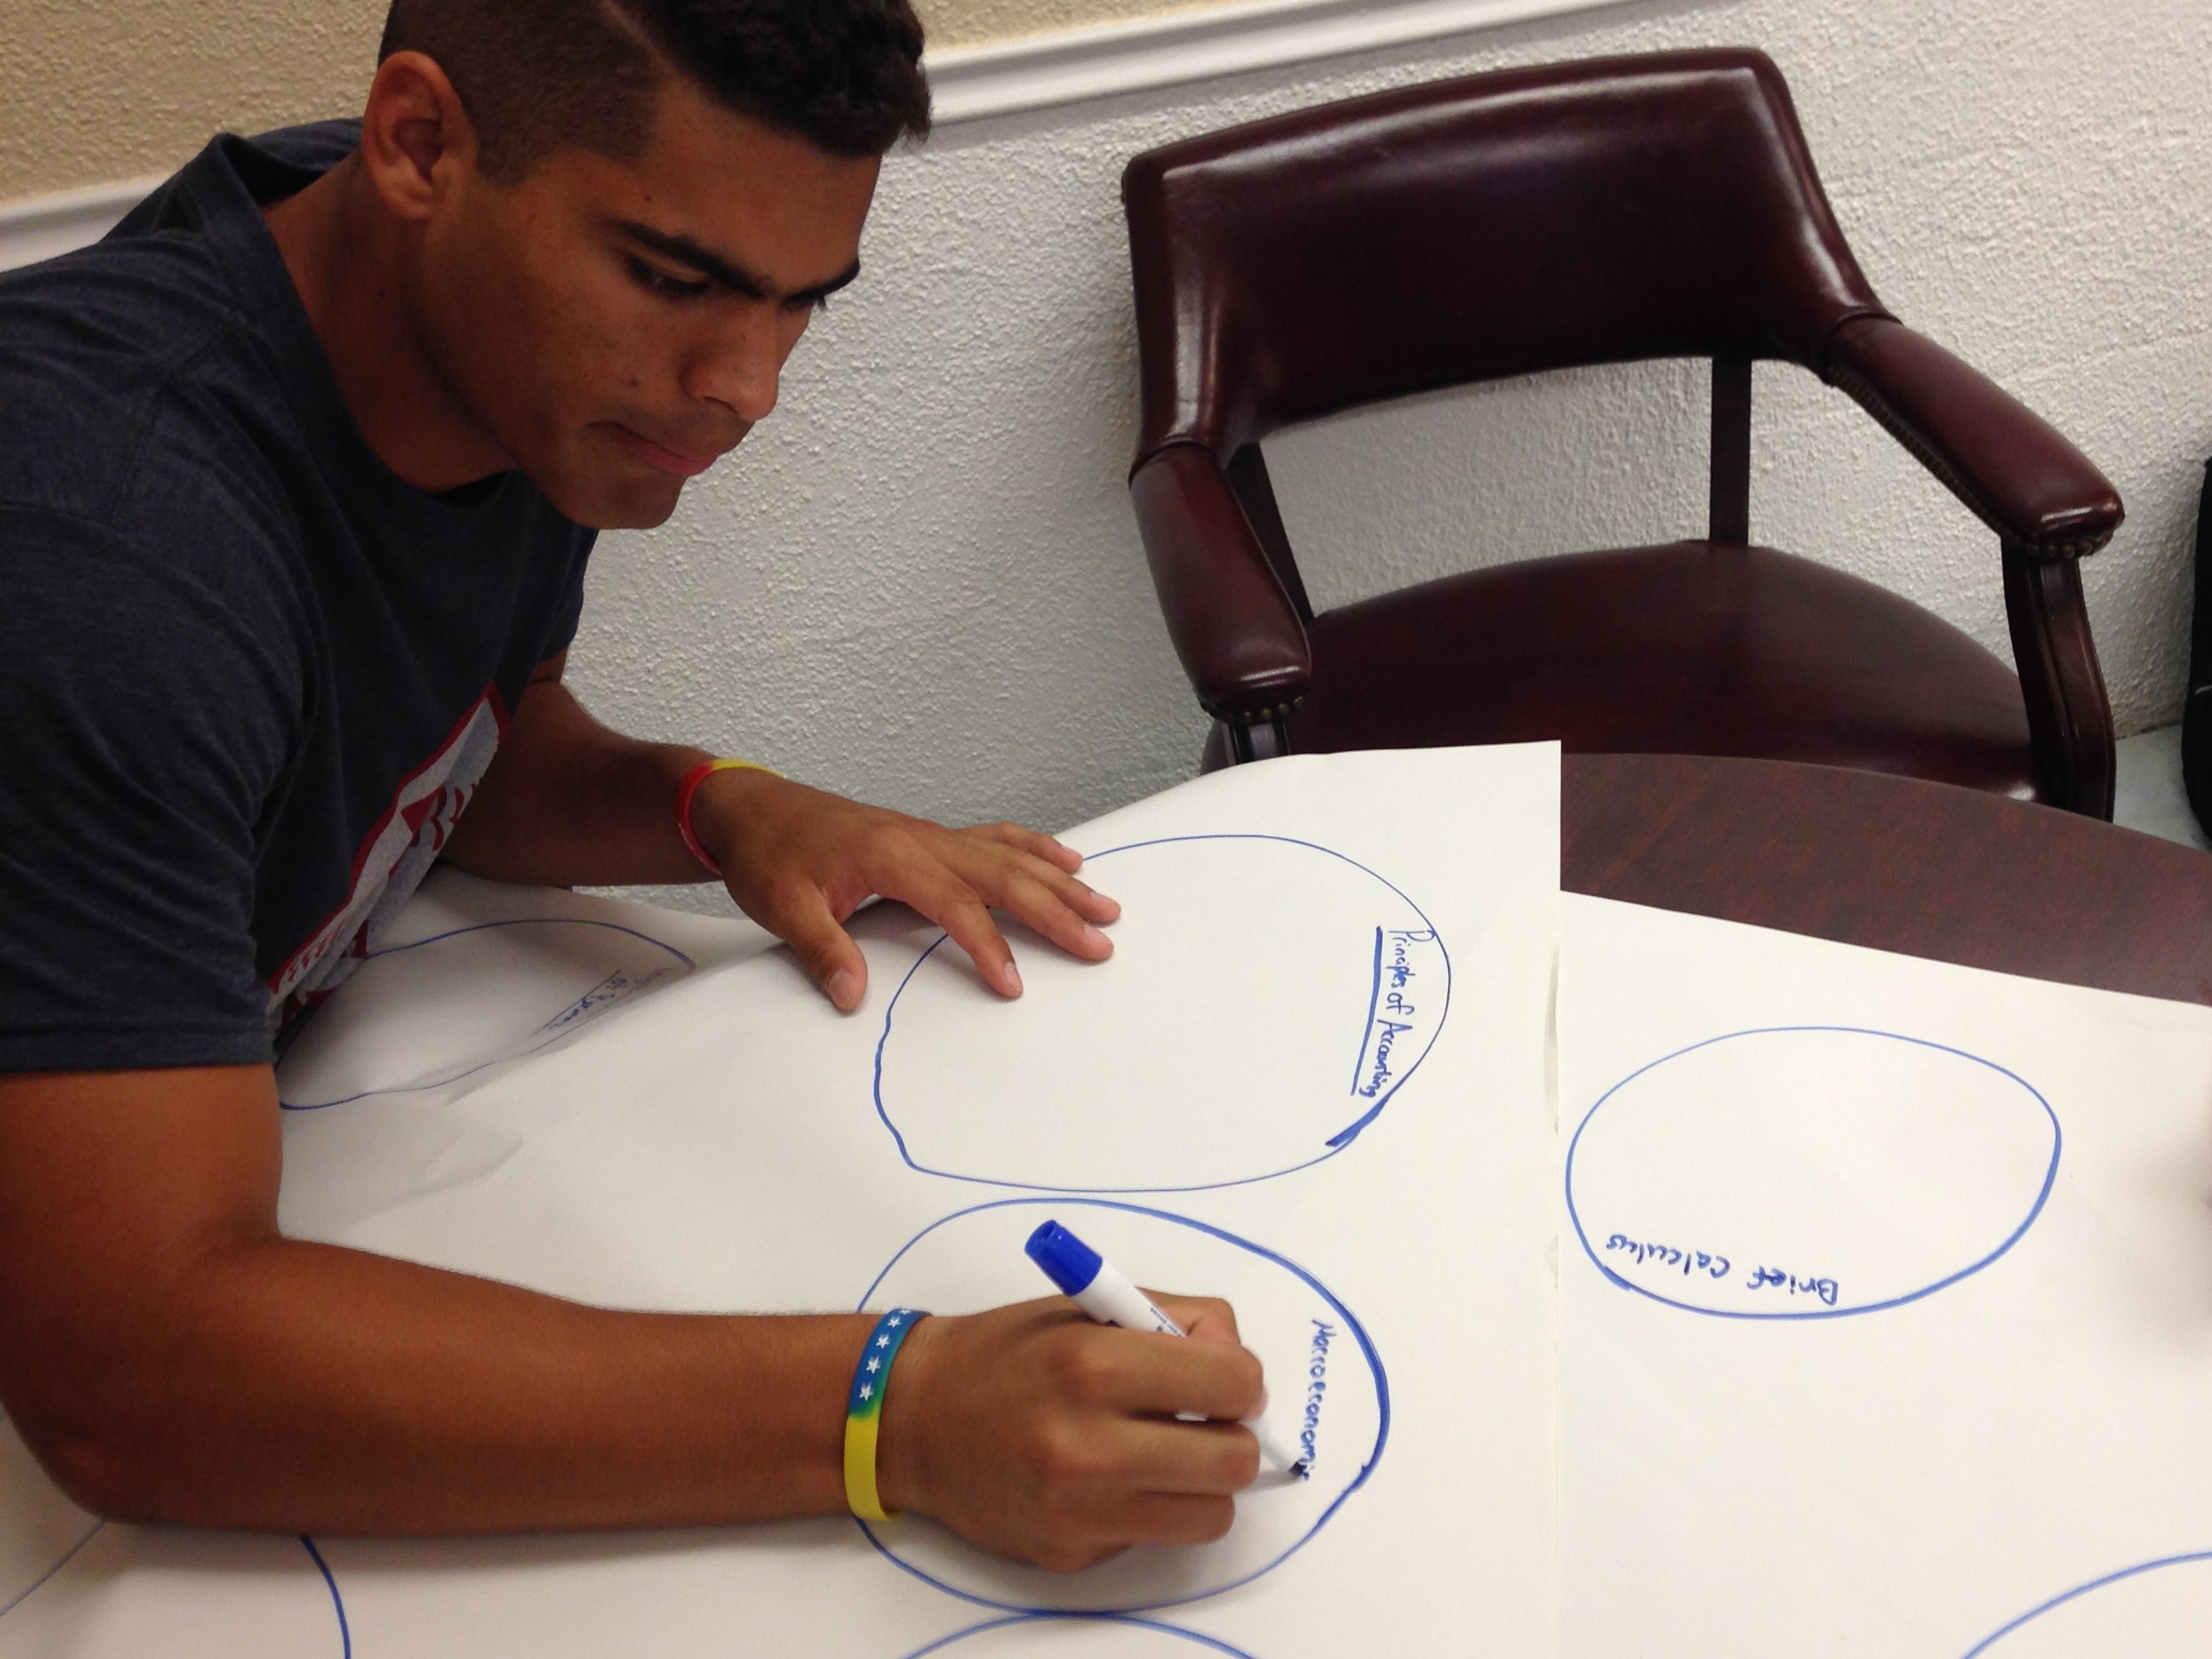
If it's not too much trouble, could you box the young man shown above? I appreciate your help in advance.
[0,0,1265,1571]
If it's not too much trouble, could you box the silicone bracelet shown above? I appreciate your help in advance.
[843,1308,927,1523]
[675,757,778,875]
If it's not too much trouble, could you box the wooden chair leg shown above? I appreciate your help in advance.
[2002,543,2116,819]
[1226,712,1292,764]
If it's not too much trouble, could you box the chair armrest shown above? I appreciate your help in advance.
[1826,316,2123,558]
[1129,442,1312,720]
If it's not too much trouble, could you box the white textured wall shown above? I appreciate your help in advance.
[569,0,2203,907]
[0,0,1178,198]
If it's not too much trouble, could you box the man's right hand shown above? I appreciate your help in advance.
[878,1294,1266,1571]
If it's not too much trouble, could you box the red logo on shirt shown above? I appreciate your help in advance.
[268,689,508,1025]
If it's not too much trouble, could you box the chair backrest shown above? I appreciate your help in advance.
[1122,49,1891,465]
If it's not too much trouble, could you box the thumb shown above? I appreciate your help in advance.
[767,887,869,1012]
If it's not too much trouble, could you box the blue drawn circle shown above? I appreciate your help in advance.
[301,1537,351,1658]
[278,919,695,1111]
[1565,1026,2060,1321]
[0,1527,345,1656]
[0,1519,101,1625]
[871,835,1451,1193]
[1963,1551,2212,1655]
[900,1612,1259,1657]
[0,1415,102,1623]
[854,1198,1388,1615]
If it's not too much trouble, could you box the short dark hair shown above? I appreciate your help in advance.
[377,0,930,180]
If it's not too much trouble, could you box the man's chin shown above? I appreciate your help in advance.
[541,471,686,531]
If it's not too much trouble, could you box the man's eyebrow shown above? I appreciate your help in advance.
[615,221,861,304]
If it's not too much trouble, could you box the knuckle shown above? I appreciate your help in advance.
[1030,1420,1104,1485]
[1194,1496,1236,1543]
[1051,1333,1121,1400]
[1225,1431,1262,1488]
[871,825,924,867]
[999,862,1048,902]
[1230,1348,1265,1408]
[1034,1540,1107,1575]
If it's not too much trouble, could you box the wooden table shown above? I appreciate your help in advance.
[1563,753,2212,1008]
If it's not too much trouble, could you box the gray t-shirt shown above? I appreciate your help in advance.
[0,123,594,1072]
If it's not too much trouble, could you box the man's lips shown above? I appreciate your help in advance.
[613,425,730,478]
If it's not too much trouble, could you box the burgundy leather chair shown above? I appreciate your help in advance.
[1121,49,2124,815]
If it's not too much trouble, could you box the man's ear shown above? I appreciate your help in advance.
[358,49,480,223]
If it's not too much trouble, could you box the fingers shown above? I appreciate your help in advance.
[1028,1492,1240,1574]
[1013,1416,1251,1575]
[880,845,1110,1000]
[1086,1328,1266,1427]
[927,841,1116,976]
[985,860,1115,964]
[1012,1413,1252,1574]
[1022,1396,1257,1497]
[1073,1418,1261,1498]
[756,885,868,1012]
[1151,1292,1242,1347]
[1034,861,1120,925]
[1103,1491,1241,1547]
[962,827,1120,925]
[1029,1310,1263,1427]
[914,882,1023,999]
[968,821,1094,880]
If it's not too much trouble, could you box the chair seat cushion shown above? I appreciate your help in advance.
[1252,540,2041,800]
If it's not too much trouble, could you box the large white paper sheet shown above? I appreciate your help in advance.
[0,743,1561,1658]
[1559,894,2212,1659]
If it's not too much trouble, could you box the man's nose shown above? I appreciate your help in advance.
[683,311,782,425]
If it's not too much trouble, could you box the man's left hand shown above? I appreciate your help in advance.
[691,770,1119,1011]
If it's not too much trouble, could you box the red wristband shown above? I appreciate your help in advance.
[675,758,776,876]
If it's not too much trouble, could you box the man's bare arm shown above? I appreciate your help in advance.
[437,653,719,890]
[0,1065,1260,1558]
[0,1062,870,1533]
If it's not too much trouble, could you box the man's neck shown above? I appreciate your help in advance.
[263,157,515,495]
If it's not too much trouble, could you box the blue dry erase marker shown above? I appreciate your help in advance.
[1025,1218,1307,1477]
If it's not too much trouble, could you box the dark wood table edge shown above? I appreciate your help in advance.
[1562,753,2212,1009]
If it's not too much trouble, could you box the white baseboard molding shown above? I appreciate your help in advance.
[0,0,1631,269]
[924,0,1636,124]
[0,176,162,273]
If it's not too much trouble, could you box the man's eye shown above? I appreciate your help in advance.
[626,257,710,301]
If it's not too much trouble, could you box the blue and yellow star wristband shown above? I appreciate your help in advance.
[843,1308,927,1523]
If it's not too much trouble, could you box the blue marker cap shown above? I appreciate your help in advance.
[1025,1219,1103,1298]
